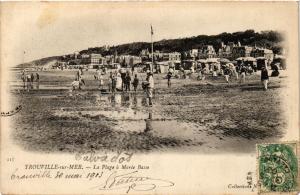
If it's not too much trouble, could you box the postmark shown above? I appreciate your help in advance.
[257,142,299,193]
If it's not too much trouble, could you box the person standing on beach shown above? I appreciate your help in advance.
[239,65,246,84]
[131,65,135,76]
[261,65,269,90]
[125,72,131,92]
[21,70,26,88]
[30,73,35,83]
[108,72,113,92]
[111,75,116,93]
[132,74,139,92]
[224,65,230,83]
[116,73,123,91]
[167,71,172,87]
[98,74,104,90]
[36,73,40,82]
[144,71,154,106]
[120,69,126,91]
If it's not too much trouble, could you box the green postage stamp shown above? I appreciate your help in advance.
[257,142,299,193]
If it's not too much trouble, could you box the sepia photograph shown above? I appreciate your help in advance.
[0,2,299,194]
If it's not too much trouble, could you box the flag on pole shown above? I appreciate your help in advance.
[151,25,154,35]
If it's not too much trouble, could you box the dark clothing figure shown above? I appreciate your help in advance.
[240,66,246,74]
[167,72,172,87]
[271,65,280,77]
[111,77,116,93]
[261,67,269,90]
[125,74,131,92]
[132,75,139,92]
[224,67,230,83]
[36,73,39,82]
[271,70,280,77]
[261,68,269,80]
[121,72,126,91]
[30,73,34,83]
[108,73,113,92]
[224,67,230,76]
[253,64,257,72]
[213,64,218,71]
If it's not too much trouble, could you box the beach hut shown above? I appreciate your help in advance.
[236,57,256,66]
[156,61,169,74]
[272,55,286,70]
[206,58,220,72]
[182,60,196,70]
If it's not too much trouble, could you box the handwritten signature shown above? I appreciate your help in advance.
[91,170,174,193]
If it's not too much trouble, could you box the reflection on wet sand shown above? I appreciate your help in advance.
[145,111,153,133]
[107,93,148,108]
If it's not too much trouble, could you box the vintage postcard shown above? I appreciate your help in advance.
[0,1,299,194]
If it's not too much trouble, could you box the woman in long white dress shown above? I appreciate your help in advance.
[116,73,122,91]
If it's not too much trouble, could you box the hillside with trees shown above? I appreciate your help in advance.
[80,30,284,55]
[18,29,284,67]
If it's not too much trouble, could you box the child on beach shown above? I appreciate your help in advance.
[132,74,139,92]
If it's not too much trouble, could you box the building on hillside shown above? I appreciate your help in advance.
[189,49,199,58]
[55,61,68,69]
[231,46,253,59]
[198,45,217,59]
[218,42,241,59]
[142,50,181,62]
[116,55,142,67]
[81,53,105,68]
[140,49,150,57]
[140,49,150,62]
[90,54,103,64]
[151,51,164,61]
[162,52,181,62]
[218,45,232,59]
[129,56,142,66]
[251,48,274,62]
[104,55,115,65]
[81,54,90,59]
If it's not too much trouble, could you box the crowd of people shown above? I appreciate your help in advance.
[70,68,154,106]
[21,70,39,89]
[161,60,280,92]
[20,60,281,106]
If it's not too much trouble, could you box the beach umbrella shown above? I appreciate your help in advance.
[218,58,230,63]
[256,57,266,60]
[236,57,245,61]
[244,57,256,62]
[197,59,207,63]
[206,58,219,63]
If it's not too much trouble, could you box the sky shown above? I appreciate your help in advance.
[0,2,297,66]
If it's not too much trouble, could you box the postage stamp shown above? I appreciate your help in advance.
[257,142,299,193]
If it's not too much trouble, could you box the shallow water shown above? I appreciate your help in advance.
[52,93,206,140]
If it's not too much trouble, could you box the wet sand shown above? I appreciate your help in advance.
[10,70,287,154]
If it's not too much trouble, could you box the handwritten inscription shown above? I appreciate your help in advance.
[92,170,174,193]
[75,150,133,164]
[9,158,173,194]
[1,105,22,117]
